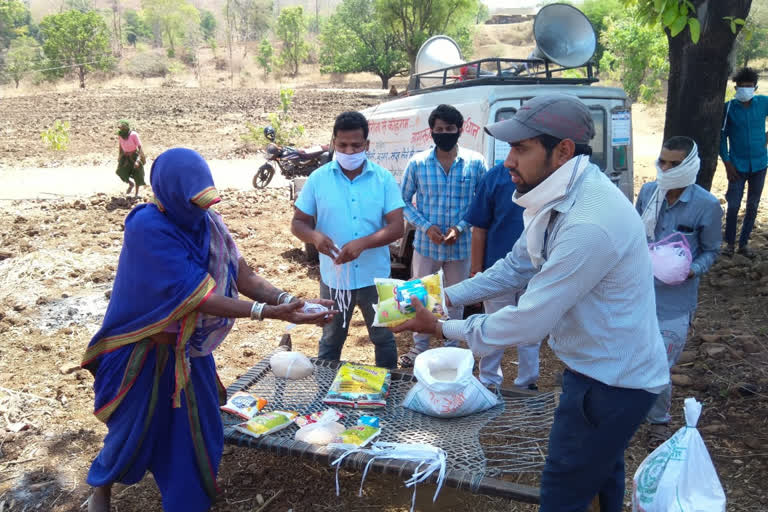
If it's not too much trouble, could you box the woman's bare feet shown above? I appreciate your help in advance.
[134,185,141,198]
[126,182,134,195]
[88,484,112,512]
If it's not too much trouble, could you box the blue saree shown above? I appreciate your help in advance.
[83,148,239,511]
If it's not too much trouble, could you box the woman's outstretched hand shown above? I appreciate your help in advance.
[265,299,338,326]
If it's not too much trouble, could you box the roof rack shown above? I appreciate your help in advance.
[407,57,597,95]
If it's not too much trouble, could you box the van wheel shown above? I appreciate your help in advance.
[304,243,319,263]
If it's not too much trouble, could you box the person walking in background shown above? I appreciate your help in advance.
[398,104,486,368]
[291,111,404,369]
[116,120,146,197]
[464,161,537,391]
[637,136,722,450]
[720,67,768,258]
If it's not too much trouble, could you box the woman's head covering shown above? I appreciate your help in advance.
[151,148,220,232]
[117,119,131,139]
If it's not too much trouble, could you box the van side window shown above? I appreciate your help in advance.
[589,107,607,171]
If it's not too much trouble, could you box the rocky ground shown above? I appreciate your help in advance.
[0,84,766,511]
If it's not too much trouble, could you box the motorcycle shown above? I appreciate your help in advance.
[252,126,332,189]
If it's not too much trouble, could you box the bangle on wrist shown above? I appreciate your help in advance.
[250,301,266,321]
[277,291,295,305]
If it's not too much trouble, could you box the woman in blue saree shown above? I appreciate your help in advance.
[82,148,335,512]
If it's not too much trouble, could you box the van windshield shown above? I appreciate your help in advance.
[494,107,606,171]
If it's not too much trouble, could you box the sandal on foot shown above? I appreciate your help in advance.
[738,245,756,259]
[398,348,422,368]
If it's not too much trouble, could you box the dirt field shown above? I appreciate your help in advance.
[0,77,767,512]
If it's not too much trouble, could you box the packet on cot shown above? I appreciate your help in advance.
[220,392,268,420]
[232,410,297,439]
[372,270,448,327]
[323,363,391,408]
[294,408,345,428]
[328,424,381,449]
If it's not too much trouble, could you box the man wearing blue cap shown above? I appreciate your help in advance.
[392,94,669,512]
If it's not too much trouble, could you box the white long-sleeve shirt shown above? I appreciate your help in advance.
[442,166,669,392]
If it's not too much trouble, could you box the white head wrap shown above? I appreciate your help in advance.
[640,141,700,240]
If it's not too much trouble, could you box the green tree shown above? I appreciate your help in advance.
[39,9,112,88]
[199,8,217,43]
[733,3,768,68]
[626,0,752,191]
[123,9,150,47]
[255,36,273,78]
[0,0,33,49]
[579,0,622,74]
[64,0,94,13]
[600,10,669,102]
[276,6,308,76]
[142,0,200,54]
[375,0,481,69]
[3,34,41,87]
[320,0,407,89]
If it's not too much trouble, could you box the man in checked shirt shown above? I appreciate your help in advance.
[398,104,487,368]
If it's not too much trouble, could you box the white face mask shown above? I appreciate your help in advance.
[334,150,367,171]
[735,87,755,103]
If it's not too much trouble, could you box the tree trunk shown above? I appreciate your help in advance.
[379,74,389,89]
[15,78,20,88]
[78,66,86,88]
[664,0,752,191]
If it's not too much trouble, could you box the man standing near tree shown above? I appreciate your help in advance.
[398,104,486,368]
[637,136,722,450]
[720,66,768,258]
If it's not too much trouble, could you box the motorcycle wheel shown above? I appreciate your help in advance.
[253,163,275,189]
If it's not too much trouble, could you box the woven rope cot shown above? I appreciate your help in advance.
[222,351,556,504]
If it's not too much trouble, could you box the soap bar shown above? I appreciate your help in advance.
[394,280,428,314]
[358,415,380,428]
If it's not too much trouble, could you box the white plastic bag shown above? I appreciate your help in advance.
[632,398,726,512]
[402,347,499,418]
[296,422,345,445]
[270,351,314,379]
[649,232,692,285]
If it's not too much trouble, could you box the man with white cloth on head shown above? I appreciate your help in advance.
[636,136,722,451]
[390,93,669,512]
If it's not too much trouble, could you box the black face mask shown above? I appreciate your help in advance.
[431,131,460,152]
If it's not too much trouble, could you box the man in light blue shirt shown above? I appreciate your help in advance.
[636,136,722,449]
[719,67,768,258]
[392,94,668,512]
[399,104,486,367]
[291,111,405,368]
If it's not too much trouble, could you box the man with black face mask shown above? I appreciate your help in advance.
[398,104,487,368]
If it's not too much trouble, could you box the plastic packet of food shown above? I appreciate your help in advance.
[302,302,329,315]
[323,363,391,408]
[328,425,381,449]
[220,392,268,420]
[294,408,345,428]
[372,270,448,327]
[232,410,297,439]
[270,351,314,379]
[295,420,346,445]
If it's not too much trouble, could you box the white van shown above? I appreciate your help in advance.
[360,61,633,270]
